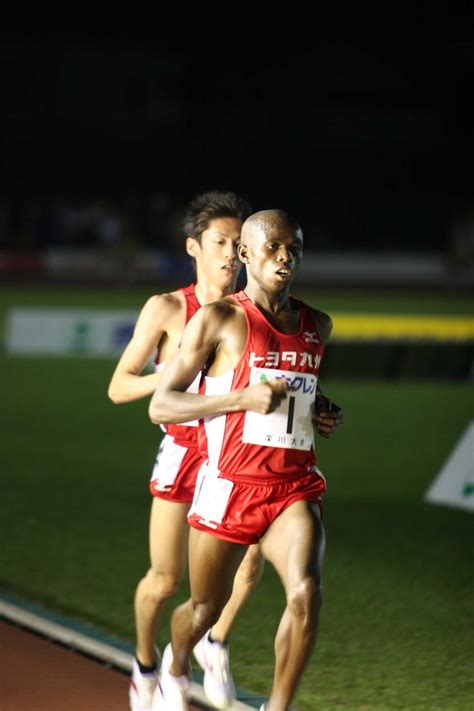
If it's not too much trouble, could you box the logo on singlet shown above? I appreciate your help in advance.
[259,371,316,394]
[249,350,321,370]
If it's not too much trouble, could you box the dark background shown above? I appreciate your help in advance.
[1,29,474,256]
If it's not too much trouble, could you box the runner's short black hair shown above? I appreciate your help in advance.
[183,190,253,242]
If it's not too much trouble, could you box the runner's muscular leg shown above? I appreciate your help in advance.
[170,527,247,676]
[134,497,191,666]
[260,500,325,711]
[210,543,265,643]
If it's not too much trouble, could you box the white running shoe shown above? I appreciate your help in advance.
[193,630,236,709]
[153,642,189,711]
[129,648,161,711]
[149,680,165,711]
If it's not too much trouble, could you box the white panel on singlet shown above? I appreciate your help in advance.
[203,371,234,468]
[155,360,201,427]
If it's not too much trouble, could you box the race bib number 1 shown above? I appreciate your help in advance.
[242,367,317,451]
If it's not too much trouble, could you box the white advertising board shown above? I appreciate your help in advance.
[5,308,139,356]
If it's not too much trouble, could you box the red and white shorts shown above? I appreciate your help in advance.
[149,434,204,504]
[187,463,326,545]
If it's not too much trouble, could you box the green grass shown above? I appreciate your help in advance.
[1,353,473,710]
[0,283,473,324]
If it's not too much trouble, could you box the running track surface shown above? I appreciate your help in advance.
[0,619,208,711]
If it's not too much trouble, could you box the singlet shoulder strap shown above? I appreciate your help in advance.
[180,283,196,298]
[232,290,250,303]
[180,282,200,322]
[298,299,323,343]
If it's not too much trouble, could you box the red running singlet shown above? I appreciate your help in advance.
[198,290,326,480]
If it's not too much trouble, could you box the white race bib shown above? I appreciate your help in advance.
[242,367,317,451]
[189,463,234,529]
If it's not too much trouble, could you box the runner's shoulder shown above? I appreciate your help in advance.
[203,296,242,318]
[193,297,243,333]
[309,306,333,344]
[141,290,186,320]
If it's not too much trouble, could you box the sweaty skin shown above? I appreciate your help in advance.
[108,211,265,677]
[149,209,343,711]
[150,213,342,428]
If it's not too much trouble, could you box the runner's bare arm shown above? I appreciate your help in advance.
[149,304,288,424]
[312,308,333,345]
[108,294,179,404]
[310,307,344,436]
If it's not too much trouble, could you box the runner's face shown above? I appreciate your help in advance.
[247,223,303,292]
[194,217,243,289]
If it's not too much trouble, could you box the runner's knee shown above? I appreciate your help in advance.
[191,601,222,634]
[287,577,323,622]
[145,568,181,600]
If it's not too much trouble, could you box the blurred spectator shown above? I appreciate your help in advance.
[144,191,184,251]
[59,200,99,246]
[94,201,123,248]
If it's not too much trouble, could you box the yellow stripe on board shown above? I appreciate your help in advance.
[331,314,474,342]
